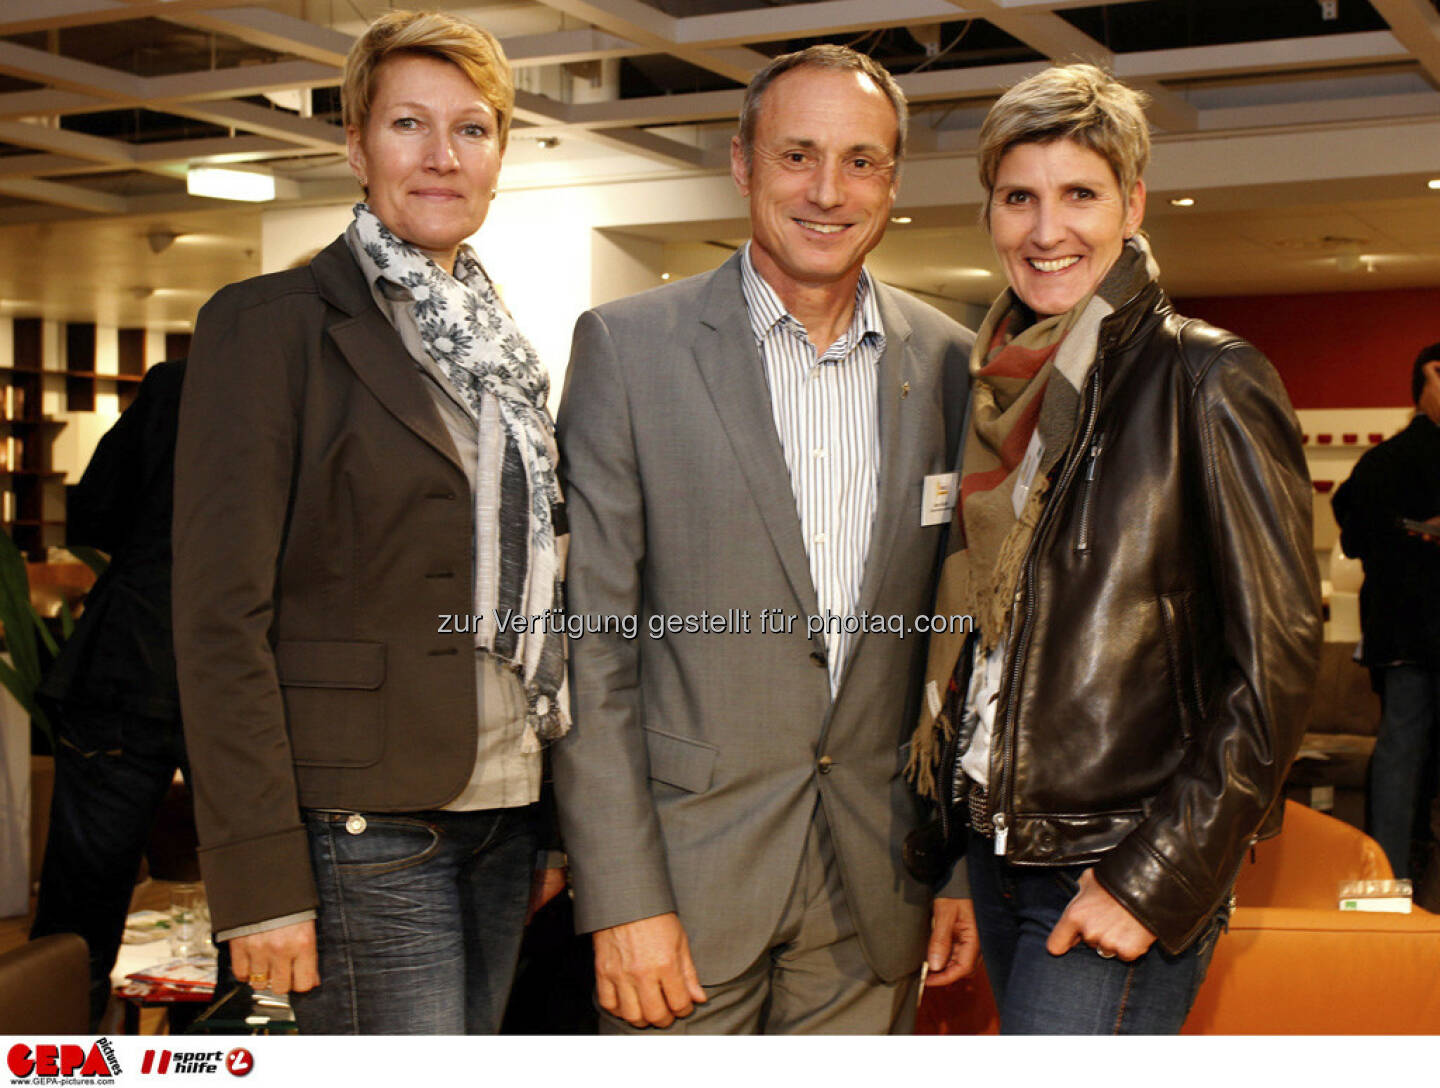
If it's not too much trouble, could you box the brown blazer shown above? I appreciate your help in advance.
[173,236,482,933]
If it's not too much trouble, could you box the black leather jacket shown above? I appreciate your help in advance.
[942,281,1322,954]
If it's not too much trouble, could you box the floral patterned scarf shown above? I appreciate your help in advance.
[348,203,568,747]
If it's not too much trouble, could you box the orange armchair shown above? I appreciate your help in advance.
[1182,801,1440,1033]
[918,802,1440,1034]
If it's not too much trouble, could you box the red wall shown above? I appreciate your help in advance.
[1175,288,1440,411]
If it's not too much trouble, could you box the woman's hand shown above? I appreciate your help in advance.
[1045,868,1156,962]
[230,920,320,994]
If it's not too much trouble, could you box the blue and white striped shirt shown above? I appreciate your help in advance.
[740,243,883,695]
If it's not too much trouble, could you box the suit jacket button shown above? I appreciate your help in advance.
[817,755,834,775]
[809,650,827,668]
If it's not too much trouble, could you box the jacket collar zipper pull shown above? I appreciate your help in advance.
[1086,440,1103,480]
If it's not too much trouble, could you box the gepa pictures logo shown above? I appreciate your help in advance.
[7,1038,121,1082]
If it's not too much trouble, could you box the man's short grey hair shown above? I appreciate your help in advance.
[737,44,908,168]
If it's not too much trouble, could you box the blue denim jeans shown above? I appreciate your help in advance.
[1368,665,1440,879]
[967,847,1224,1034]
[289,804,540,1034]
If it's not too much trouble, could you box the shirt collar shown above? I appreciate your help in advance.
[739,241,884,357]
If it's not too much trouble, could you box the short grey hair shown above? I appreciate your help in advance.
[737,44,908,168]
[978,64,1149,223]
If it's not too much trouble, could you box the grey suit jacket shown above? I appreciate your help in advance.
[554,251,972,983]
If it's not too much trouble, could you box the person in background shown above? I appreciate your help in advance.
[1333,343,1440,894]
[31,360,187,1030]
[911,64,1321,1034]
[172,10,564,1033]
[555,44,976,1034]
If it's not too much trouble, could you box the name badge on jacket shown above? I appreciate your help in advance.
[922,472,959,527]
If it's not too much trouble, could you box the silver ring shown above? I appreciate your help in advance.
[1096,948,1116,959]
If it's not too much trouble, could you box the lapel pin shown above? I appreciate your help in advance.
[901,381,910,399]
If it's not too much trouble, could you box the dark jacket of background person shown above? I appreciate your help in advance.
[1332,414,1440,669]
[31,360,193,1030]
[38,360,184,732]
[172,237,488,936]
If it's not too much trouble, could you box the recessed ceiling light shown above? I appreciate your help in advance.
[1428,179,1440,190]
[890,216,913,224]
[1335,253,1389,273]
[660,272,671,280]
[1169,197,1195,207]
[187,165,283,202]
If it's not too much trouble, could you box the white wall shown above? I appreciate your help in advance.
[260,205,353,275]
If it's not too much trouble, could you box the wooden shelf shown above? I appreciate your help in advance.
[0,365,142,383]
[5,318,65,560]
[66,370,144,383]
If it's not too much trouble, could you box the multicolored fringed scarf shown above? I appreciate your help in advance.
[907,235,1160,797]
[347,203,569,749]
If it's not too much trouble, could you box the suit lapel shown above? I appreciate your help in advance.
[853,281,915,621]
[691,254,820,619]
[311,237,465,476]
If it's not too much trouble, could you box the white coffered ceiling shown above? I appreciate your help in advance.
[1,0,1439,323]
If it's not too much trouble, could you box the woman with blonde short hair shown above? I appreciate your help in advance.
[913,64,1321,1033]
[174,9,565,1033]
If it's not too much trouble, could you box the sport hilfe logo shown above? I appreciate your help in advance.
[138,1048,252,1077]
[7,1040,121,1079]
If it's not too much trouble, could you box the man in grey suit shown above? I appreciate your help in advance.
[554,44,977,1034]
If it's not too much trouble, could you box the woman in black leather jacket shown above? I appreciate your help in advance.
[913,64,1321,1033]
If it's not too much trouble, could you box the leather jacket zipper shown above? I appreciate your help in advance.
[937,630,978,848]
[1075,438,1104,552]
[938,727,960,845]
[983,362,1106,855]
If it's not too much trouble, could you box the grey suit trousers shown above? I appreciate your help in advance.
[597,802,920,1034]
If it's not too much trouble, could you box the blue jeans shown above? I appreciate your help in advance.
[1368,665,1440,879]
[289,804,540,1034]
[967,847,1223,1034]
